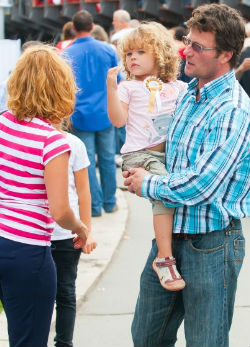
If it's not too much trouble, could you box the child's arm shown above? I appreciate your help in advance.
[45,153,88,244]
[74,168,97,254]
[107,66,128,127]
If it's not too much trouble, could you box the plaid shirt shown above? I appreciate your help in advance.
[142,70,250,234]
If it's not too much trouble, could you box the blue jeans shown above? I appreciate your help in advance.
[73,125,117,216]
[132,219,245,347]
[51,238,81,347]
[115,125,126,154]
[0,237,56,347]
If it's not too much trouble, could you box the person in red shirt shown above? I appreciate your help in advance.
[171,25,192,83]
[56,21,76,51]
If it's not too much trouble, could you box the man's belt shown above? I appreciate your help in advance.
[172,233,197,240]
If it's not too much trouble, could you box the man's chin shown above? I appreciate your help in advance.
[184,69,194,78]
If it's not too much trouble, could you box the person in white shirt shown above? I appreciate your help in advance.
[111,9,133,44]
[51,122,96,347]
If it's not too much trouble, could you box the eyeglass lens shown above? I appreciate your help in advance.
[183,37,202,53]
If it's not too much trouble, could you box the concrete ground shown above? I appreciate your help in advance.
[0,178,249,347]
[0,186,129,347]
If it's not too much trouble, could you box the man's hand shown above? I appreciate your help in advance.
[123,167,149,196]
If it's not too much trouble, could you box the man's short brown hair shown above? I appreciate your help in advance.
[186,4,245,68]
[73,10,93,33]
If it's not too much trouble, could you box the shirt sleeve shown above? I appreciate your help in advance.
[118,82,130,104]
[43,130,71,166]
[111,50,122,84]
[142,108,250,207]
[72,136,90,172]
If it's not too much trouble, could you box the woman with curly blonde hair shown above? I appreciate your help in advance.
[107,22,187,291]
[0,45,93,347]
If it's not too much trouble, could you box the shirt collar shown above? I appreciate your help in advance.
[187,70,235,99]
[72,36,94,45]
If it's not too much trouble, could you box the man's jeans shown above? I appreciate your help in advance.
[73,125,117,216]
[132,219,245,347]
[51,238,81,347]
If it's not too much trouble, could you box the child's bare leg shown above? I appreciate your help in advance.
[152,213,185,291]
[153,214,173,258]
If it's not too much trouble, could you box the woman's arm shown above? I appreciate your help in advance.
[44,152,88,244]
[107,66,128,127]
[74,168,97,254]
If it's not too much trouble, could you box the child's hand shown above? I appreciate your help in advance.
[107,66,121,90]
[73,234,86,250]
[82,234,97,254]
[72,221,88,250]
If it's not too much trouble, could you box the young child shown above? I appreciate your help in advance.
[107,22,187,291]
[51,121,97,347]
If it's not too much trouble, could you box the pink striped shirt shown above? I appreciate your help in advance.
[0,111,71,246]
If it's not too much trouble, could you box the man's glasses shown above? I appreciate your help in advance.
[182,36,217,53]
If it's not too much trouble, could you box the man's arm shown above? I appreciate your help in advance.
[125,109,250,207]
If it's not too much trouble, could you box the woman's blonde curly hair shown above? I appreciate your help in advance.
[118,21,180,83]
[7,44,77,123]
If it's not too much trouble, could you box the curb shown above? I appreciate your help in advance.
[0,188,129,347]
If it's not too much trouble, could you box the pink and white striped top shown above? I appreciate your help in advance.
[0,111,71,246]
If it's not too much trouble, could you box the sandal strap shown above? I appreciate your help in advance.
[155,258,176,267]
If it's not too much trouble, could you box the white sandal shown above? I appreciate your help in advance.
[153,257,186,291]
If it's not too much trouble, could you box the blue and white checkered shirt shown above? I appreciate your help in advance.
[142,70,250,234]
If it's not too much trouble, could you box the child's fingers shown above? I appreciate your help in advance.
[108,66,121,77]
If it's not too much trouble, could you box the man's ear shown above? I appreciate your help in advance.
[219,50,233,65]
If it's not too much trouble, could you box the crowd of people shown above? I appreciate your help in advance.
[0,3,250,347]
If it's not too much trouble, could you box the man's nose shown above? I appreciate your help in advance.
[184,45,192,56]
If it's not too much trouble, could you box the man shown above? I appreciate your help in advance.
[235,51,250,96]
[0,79,7,112]
[124,4,250,347]
[0,40,42,113]
[111,9,133,164]
[243,21,250,50]
[235,21,250,97]
[63,10,119,217]
[111,9,133,44]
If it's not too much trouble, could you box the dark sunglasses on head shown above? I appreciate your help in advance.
[182,36,217,53]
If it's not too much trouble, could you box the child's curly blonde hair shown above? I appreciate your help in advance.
[118,21,180,83]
